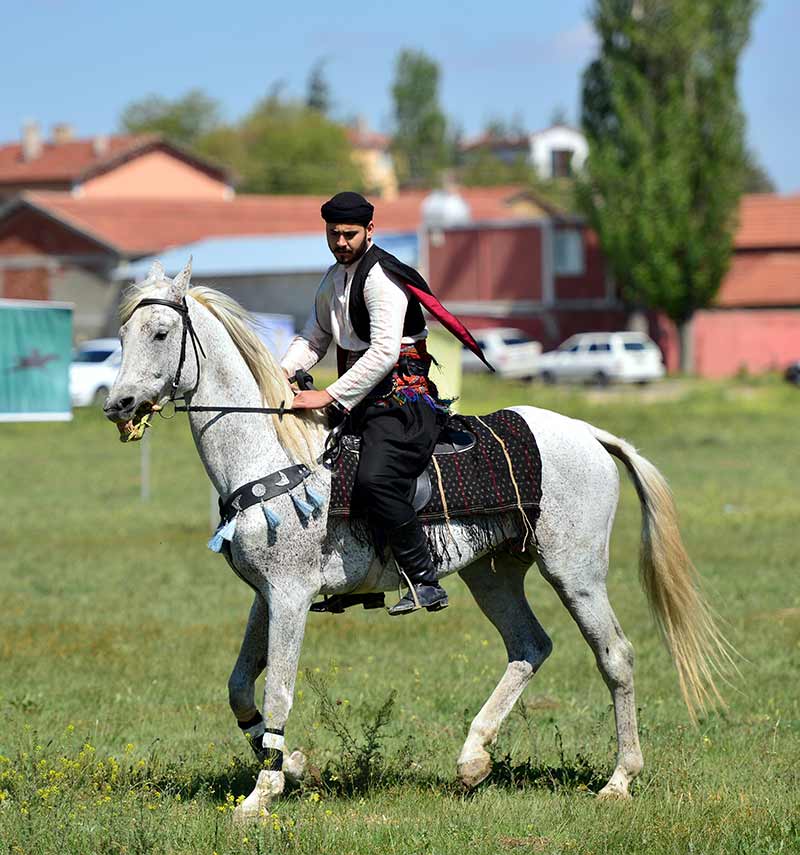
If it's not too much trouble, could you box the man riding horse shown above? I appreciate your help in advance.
[281,191,492,615]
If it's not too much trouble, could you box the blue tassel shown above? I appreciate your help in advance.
[207,515,237,552]
[291,493,314,522]
[262,504,281,530]
[305,486,325,512]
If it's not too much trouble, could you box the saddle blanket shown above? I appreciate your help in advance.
[328,408,542,535]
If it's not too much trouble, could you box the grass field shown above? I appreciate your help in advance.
[1,375,798,854]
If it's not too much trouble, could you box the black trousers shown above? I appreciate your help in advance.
[351,397,444,534]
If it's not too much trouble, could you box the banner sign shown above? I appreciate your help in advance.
[0,299,73,422]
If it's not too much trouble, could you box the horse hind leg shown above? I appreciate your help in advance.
[538,545,643,799]
[457,554,553,789]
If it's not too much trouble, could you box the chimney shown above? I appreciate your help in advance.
[92,134,109,158]
[21,121,43,161]
[51,123,74,144]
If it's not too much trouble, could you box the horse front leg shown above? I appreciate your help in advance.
[234,585,313,822]
[228,593,269,761]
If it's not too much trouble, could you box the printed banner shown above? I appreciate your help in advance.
[0,299,73,421]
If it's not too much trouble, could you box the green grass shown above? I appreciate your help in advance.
[1,376,798,854]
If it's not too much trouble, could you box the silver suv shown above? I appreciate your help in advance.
[537,332,665,386]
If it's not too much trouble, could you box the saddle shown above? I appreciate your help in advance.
[340,424,477,511]
[328,409,542,528]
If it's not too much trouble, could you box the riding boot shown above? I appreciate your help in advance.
[386,517,448,616]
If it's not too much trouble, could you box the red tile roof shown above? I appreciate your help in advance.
[0,134,229,185]
[735,194,800,249]
[20,186,525,255]
[717,252,800,307]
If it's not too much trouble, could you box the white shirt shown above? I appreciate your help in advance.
[280,246,427,410]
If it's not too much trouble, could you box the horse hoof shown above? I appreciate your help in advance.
[597,782,631,800]
[232,770,284,823]
[283,750,306,786]
[458,750,493,789]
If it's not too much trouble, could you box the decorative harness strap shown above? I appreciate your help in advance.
[219,464,311,523]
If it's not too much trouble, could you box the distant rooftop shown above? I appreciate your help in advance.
[116,232,419,280]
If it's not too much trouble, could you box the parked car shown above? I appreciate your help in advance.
[70,338,121,407]
[461,328,542,379]
[785,360,800,385]
[537,332,665,386]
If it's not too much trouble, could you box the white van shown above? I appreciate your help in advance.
[537,332,665,385]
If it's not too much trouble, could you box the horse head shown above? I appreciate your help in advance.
[104,257,195,425]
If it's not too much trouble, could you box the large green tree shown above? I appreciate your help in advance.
[578,0,758,369]
[235,95,364,194]
[119,89,222,146]
[391,49,452,187]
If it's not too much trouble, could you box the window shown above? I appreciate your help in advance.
[624,341,647,351]
[73,349,116,363]
[589,342,611,352]
[554,229,585,276]
[502,336,531,347]
[551,148,574,179]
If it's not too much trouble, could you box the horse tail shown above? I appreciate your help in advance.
[588,425,736,721]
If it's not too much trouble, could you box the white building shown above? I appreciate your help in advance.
[529,125,588,180]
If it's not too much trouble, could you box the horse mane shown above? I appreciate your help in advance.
[120,280,326,469]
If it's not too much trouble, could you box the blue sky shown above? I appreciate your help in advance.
[2,0,797,191]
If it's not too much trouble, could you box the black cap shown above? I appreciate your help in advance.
[321,191,374,226]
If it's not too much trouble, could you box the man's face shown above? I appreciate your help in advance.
[326,221,374,265]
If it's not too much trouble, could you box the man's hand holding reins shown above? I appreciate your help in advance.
[291,389,334,410]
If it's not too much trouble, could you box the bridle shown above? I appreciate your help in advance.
[130,296,292,419]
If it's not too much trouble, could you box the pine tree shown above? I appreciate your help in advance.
[578,0,758,370]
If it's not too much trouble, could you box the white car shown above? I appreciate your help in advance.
[70,338,121,407]
[462,328,542,379]
[537,332,665,385]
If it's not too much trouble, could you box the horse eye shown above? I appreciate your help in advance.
[154,330,168,341]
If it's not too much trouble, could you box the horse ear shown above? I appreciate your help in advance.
[145,260,165,283]
[166,256,192,300]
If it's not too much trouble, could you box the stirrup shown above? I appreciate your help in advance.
[310,593,385,614]
[387,584,448,616]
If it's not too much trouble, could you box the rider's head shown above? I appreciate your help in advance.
[321,191,374,265]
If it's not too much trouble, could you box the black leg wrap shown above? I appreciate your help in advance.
[263,749,283,771]
[237,711,263,731]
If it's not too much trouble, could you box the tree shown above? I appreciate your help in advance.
[236,96,364,194]
[742,148,776,193]
[306,60,331,115]
[391,49,452,186]
[578,0,758,370]
[119,89,222,146]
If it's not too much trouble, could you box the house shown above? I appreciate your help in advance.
[346,118,397,200]
[657,194,800,376]
[528,124,588,180]
[460,124,589,180]
[0,123,233,201]
[425,215,622,349]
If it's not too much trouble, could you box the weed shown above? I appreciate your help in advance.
[303,669,415,795]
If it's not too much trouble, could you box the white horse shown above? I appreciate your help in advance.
[105,260,732,821]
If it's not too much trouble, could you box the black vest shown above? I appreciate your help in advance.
[344,244,426,345]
